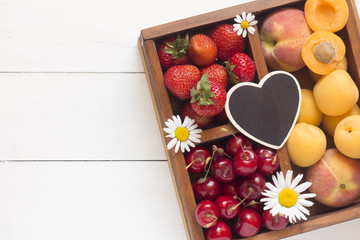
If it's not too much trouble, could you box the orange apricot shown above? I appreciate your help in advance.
[305,0,348,33]
[301,31,345,75]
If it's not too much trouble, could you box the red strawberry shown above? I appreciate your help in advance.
[190,73,227,116]
[209,24,246,61]
[188,34,217,66]
[164,65,200,99]
[214,109,229,125]
[226,52,256,85]
[200,64,228,90]
[181,101,214,129]
[157,34,190,70]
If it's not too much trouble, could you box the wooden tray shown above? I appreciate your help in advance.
[138,0,360,239]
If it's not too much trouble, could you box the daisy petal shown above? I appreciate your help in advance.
[237,28,243,36]
[165,119,176,129]
[285,170,293,188]
[294,181,312,193]
[298,198,315,207]
[174,141,181,153]
[233,24,241,32]
[266,182,280,193]
[249,20,258,25]
[246,12,255,22]
[242,12,246,21]
[163,127,174,134]
[234,16,243,23]
[248,26,255,34]
[242,29,247,38]
[299,193,316,199]
[167,138,177,150]
[295,202,310,215]
[290,173,303,189]
[188,135,201,143]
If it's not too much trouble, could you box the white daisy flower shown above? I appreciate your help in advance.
[163,115,202,153]
[260,170,316,224]
[233,12,258,38]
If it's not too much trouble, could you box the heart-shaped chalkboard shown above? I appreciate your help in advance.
[225,71,301,150]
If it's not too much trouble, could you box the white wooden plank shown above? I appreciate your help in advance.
[0,161,359,240]
[0,161,187,240]
[0,0,250,73]
[0,73,166,160]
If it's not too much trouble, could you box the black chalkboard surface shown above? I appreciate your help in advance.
[225,71,301,150]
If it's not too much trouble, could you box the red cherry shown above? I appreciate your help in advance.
[211,158,236,183]
[233,149,258,176]
[195,200,219,228]
[212,143,230,161]
[215,195,241,220]
[236,172,266,201]
[221,181,238,196]
[262,209,289,231]
[234,208,262,238]
[205,220,232,240]
[226,134,253,156]
[256,147,279,176]
[185,146,211,173]
[192,177,222,201]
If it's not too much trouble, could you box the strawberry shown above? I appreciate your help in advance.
[181,101,214,129]
[214,109,229,125]
[200,64,228,90]
[226,52,256,85]
[190,73,227,116]
[157,34,190,70]
[209,24,246,61]
[164,65,200,99]
[188,34,217,67]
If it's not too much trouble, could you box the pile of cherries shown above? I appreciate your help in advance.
[185,131,289,239]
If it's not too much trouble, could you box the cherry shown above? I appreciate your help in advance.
[262,209,289,231]
[205,220,232,240]
[236,172,266,201]
[212,143,231,161]
[195,200,219,229]
[185,146,211,173]
[192,177,222,201]
[215,195,241,220]
[243,200,262,213]
[226,134,253,156]
[234,208,262,238]
[233,149,258,176]
[211,158,236,183]
[256,147,279,176]
[221,181,238,196]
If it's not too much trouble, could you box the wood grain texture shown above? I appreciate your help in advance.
[0,73,165,160]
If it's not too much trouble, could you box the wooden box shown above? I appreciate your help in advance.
[138,0,360,239]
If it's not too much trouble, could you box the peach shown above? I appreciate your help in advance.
[306,148,360,208]
[286,123,326,167]
[322,104,360,137]
[260,8,312,72]
[334,115,360,158]
[313,69,359,116]
[297,89,323,126]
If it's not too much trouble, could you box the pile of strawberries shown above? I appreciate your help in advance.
[157,23,256,129]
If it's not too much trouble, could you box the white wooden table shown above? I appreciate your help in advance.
[0,0,359,239]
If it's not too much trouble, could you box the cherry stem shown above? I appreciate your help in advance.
[221,128,248,159]
[204,214,218,228]
[272,153,278,165]
[229,188,254,212]
[185,158,202,170]
[212,145,233,160]
[202,150,216,182]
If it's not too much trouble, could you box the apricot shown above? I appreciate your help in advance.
[302,31,346,75]
[308,56,348,82]
[334,115,360,158]
[297,89,323,126]
[305,0,348,33]
[322,104,360,137]
[287,123,327,167]
[313,70,359,116]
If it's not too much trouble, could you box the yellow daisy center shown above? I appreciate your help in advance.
[278,188,298,208]
[175,127,189,141]
[241,20,249,29]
